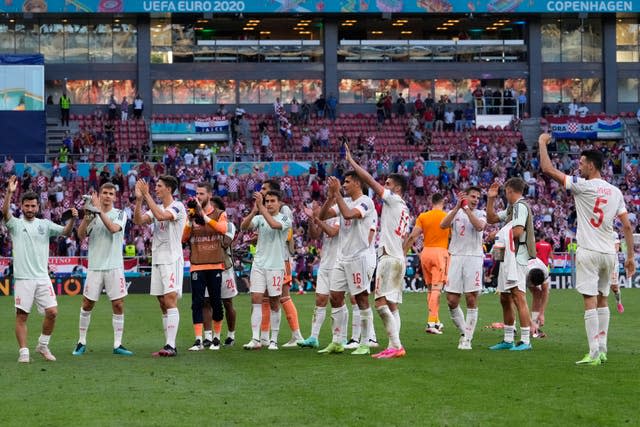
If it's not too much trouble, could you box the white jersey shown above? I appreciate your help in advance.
[87,208,127,270]
[145,200,187,264]
[280,204,293,254]
[448,208,486,257]
[333,195,376,261]
[319,218,340,270]
[526,257,549,280]
[378,189,410,259]
[251,213,291,270]
[565,176,627,254]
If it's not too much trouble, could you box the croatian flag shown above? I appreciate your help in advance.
[184,182,197,197]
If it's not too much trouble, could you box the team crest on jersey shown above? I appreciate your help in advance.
[37,225,45,235]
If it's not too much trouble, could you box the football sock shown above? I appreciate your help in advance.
[311,306,327,339]
[351,306,361,342]
[270,309,281,343]
[281,298,300,335]
[391,309,401,335]
[613,289,622,304]
[112,314,124,348]
[227,330,235,339]
[597,307,610,354]
[79,309,92,345]
[449,305,465,335]
[204,330,213,341]
[504,323,515,343]
[251,304,262,341]
[359,307,373,347]
[38,334,51,346]
[531,311,540,325]
[165,308,179,348]
[465,308,478,341]
[213,320,222,340]
[261,300,270,333]
[427,289,441,324]
[193,323,203,340]
[162,314,168,340]
[377,305,401,349]
[520,326,530,345]
[332,305,348,343]
[584,309,600,359]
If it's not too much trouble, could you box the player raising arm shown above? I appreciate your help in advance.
[3,175,77,362]
[345,145,409,358]
[539,132,635,365]
[134,176,186,357]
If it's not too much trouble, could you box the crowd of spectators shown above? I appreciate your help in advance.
[2,109,639,287]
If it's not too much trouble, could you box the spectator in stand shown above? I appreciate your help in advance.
[301,128,312,153]
[472,86,484,114]
[88,163,99,190]
[260,130,271,160]
[444,107,455,131]
[554,101,565,116]
[464,103,475,129]
[383,92,393,119]
[314,94,326,119]
[133,94,143,119]
[300,100,311,124]
[228,171,240,201]
[397,93,406,117]
[568,98,579,116]
[327,93,338,122]
[317,124,330,149]
[104,120,115,145]
[3,155,16,177]
[434,104,445,132]
[376,99,385,129]
[121,97,129,121]
[454,105,464,132]
[290,98,299,125]
[518,91,527,117]
[108,95,118,121]
[423,108,435,131]
[99,165,111,187]
[414,93,425,117]
[577,102,589,118]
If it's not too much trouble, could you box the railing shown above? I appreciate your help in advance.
[338,39,527,63]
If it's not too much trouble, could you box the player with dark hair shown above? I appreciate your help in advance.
[3,176,77,362]
[182,182,229,351]
[404,192,450,334]
[539,134,636,365]
[134,175,186,357]
[526,257,550,338]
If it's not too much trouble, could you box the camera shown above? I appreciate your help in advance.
[187,198,205,225]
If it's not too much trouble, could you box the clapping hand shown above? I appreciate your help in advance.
[487,181,500,198]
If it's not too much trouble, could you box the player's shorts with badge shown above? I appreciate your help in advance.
[375,255,406,304]
[250,266,284,297]
[330,255,370,296]
[14,279,57,314]
[84,268,127,301]
[151,258,184,298]
[445,255,483,294]
[575,247,616,297]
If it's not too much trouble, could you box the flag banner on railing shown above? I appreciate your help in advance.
[547,115,623,139]
[195,116,229,133]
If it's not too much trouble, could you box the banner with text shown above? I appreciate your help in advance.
[1,0,638,14]
[547,115,623,139]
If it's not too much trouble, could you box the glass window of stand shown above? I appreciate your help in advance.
[616,19,639,62]
[338,15,527,63]
[542,18,602,63]
[542,78,602,103]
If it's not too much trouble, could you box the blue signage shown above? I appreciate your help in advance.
[1,0,636,13]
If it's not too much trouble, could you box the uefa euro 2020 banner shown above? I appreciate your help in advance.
[4,0,640,14]
[547,115,623,140]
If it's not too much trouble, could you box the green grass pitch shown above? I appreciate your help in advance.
[0,290,638,426]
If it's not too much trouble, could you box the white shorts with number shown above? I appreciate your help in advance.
[151,259,184,298]
[84,268,127,301]
[250,266,284,297]
[221,267,238,299]
[331,255,369,296]
[14,279,57,314]
[316,267,332,295]
[497,262,527,293]
[374,255,405,304]
[575,247,616,297]
[445,255,483,294]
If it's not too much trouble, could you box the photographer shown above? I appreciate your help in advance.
[181,182,230,351]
